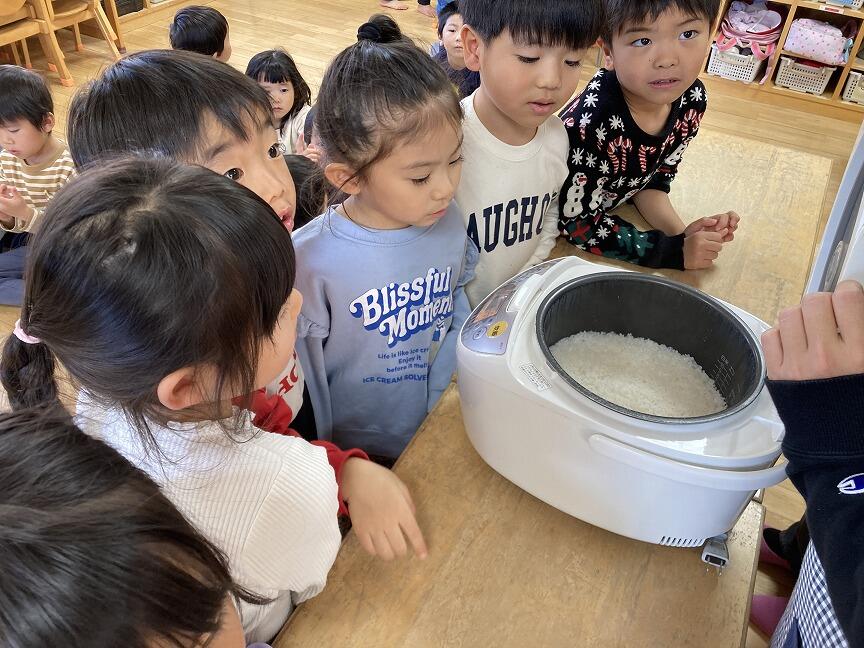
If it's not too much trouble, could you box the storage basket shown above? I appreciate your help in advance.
[775,56,836,95]
[707,44,766,83]
[843,71,864,104]
[820,0,864,10]
[107,0,142,15]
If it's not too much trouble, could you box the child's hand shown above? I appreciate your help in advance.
[341,457,428,561]
[707,211,740,243]
[683,221,726,270]
[296,134,323,166]
[0,185,31,222]
[762,281,864,381]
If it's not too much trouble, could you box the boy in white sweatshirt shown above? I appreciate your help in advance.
[456,0,605,307]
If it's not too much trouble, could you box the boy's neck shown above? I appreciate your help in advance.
[446,52,466,71]
[472,87,537,146]
[23,133,61,167]
[619,86,672,137]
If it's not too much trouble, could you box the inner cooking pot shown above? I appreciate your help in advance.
[536,273,765,424]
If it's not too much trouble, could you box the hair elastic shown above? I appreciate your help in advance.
[13,319,41,345]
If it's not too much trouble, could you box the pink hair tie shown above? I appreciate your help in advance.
[13,319,41,345]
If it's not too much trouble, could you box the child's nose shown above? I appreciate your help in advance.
[653,44,679,68]
[536,60,562,90]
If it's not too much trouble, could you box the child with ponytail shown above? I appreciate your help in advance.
[293,14,475,460]
[1,158,425,644]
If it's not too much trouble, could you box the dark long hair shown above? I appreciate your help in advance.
[315,14,462,183]
[67,50,271,167]
[0,406,267,648]
[245,48,312,129]
[1,157,295,448]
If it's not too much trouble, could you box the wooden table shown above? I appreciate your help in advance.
[274,130,834,648]
[276,385,765,648]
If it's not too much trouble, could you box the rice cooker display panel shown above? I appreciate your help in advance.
[461,262,558,355]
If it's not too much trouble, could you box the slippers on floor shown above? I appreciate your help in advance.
[751,594,789,637]
[760,527,792,571]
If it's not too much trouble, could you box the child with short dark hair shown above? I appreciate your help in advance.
[246,49,312,156]
[0,406,266,648]
[433,1,479,99]
[457,0,606,307]
[294,14,475,459]
[0,65,74,306]
[2,158,426,643]
[760,280,864,647]
[169,5,232,62]
[558,0,737,270]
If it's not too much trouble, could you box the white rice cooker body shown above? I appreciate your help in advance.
[457,257,787,547]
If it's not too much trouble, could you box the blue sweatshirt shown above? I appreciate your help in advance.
[293,203,476,457]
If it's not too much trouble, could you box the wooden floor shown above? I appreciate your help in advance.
[3,2,862,646]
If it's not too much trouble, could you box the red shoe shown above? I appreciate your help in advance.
[750,594,789,636]
[760,529,792,571]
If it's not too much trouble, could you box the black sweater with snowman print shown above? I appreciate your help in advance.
[558,69,707,269]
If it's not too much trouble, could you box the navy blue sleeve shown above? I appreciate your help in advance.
[767,374,864,646]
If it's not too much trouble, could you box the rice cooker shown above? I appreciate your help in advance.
[457,257,787,548]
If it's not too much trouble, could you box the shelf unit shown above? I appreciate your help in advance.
[703,0,864,112]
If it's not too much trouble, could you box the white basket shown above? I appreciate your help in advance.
[820,0,864,9]
[707,44,766,83]
[775,56,836,96]
[843,71,864,104]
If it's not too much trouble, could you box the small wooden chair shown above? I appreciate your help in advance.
[28,0,122,85]
[0,0,67,82]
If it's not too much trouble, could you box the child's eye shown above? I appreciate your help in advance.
[412,175,431,185]
[632,38,652,47]
[224,168,243,181]
[268,143,284,158]
[517,55,539,64]
[449,155,464,166]
[680,30,699,40]
[281,88,290,93]
[565,60,582,69]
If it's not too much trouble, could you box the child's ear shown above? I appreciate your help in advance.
[157,365,214,411]
[324,162,361,196]
[40,112,55,134]
[460,25,482,73]
[599,39,614,70]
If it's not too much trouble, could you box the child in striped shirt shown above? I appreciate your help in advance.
[0,65,74,305]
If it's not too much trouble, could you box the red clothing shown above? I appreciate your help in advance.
[240,390,369,516]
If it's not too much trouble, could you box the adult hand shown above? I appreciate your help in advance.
[762,281,864,381]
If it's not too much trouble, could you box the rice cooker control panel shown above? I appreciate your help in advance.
[461,260,562,355]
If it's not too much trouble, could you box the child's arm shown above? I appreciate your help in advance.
[762,281,864,642]
[241,388,428,560]
[631,189,686,235]
[521,191,561,271]
[0,185,37,231]
[427,240,478,410]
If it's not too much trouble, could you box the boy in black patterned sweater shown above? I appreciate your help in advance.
[559,0,739,270]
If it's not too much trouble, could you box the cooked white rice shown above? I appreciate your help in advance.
[550,331,726,418]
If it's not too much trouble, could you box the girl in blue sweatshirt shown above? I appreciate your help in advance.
[293,14,475,459]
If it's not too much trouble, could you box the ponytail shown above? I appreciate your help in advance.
[1,333,59,411]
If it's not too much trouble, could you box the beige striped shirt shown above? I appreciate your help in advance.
[0,141,75,233]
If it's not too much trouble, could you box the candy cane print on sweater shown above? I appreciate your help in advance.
[607,136,632,174]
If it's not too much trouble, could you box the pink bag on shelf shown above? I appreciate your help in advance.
[715,1,783,61]
[784,18,856,66]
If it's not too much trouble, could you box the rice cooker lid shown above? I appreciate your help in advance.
[535,272,767,426]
